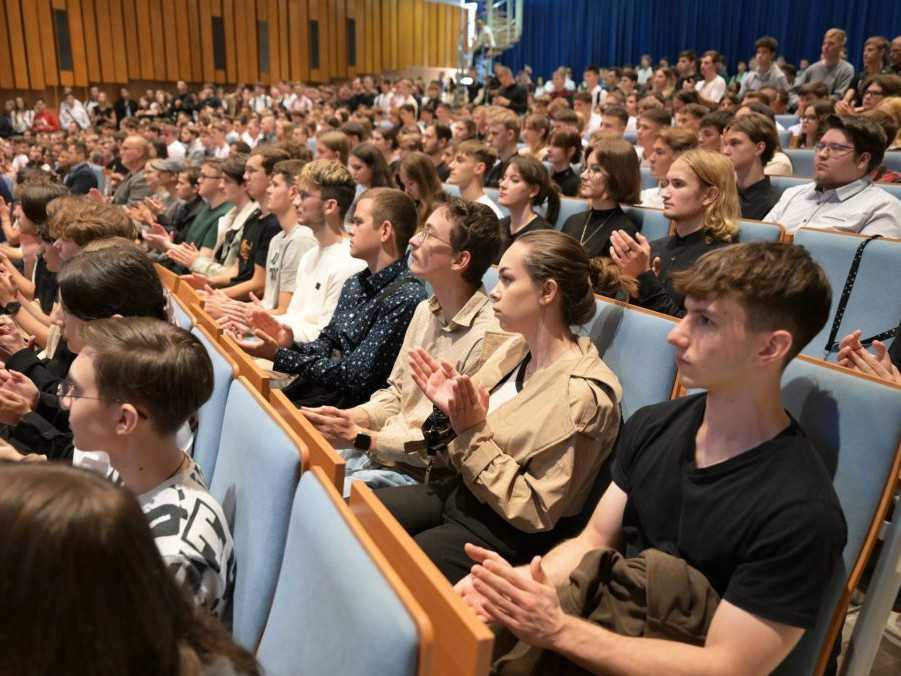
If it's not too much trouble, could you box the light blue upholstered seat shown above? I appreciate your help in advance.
[622,205,670,243]
[209,378,304,650]
[257,469,424,676]
[190,327,235,482]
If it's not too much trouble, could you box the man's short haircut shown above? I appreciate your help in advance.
[799,82,830,100]
[726,113,779,164]
[755,36,778,54]
[442,197,501,285]
[639,107,673,128]
[585,65,600,76]
[573,91,594,106]
[58,244,168,322]
[699,110,734,134]
[359,187,419,252]
[658,127,700,154]
[50,198,137,244]
[69,141,88,158]
[702,50,722,64]
[678,50,697,62]
[456,140,497,172]
[603,106,629,126]
[682,104,709,120]
[674,90,701,106]
[586,138,641,204]
[488,108,520,134]
[273,159,308,186]
[552,108,582,131]
[741,101,777,122]
[317,130,352,164]
[431,123,452,144]
[548,128,583,164]
[299,159,356,218]
[17,181,69,226]
[824,115,887,172]
[180,165,202,187]
[81,318,213,436]
[221,154,247,184]
[673,242,832,363]
[250,143,292,175]
[621,68,638,83]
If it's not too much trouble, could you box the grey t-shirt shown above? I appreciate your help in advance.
[262,224,317,309]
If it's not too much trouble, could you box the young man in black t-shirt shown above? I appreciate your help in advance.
[456,242,847,675]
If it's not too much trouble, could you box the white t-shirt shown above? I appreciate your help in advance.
[695,75,727,103]
[640,186,664,208]
[262,224,316,310]
[477,193,504,218]
[278,238,367,343]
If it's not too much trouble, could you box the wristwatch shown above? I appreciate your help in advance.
[2,301,20,316]
[353,432,372,452]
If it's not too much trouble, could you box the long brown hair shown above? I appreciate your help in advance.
[0,463,260,676]
[350,141,396,188]
[399,151,443,227]
[504,155,561,225]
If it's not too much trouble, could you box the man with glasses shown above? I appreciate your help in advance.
[764,115,901,237]
[300,197,501,495]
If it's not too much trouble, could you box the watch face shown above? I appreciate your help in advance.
[354,433,372,451]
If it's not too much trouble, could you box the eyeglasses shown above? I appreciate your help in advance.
[57,379,148,418]
[414,224,453,247]
[863,89,884,98]
[814,142,856,156]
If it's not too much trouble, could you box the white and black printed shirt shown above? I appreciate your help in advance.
[137,457,235,619]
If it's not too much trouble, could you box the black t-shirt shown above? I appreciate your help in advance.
[34,255,58,315]
[436,161,451,182]
[559,207,638,259]
[496,214,552,262]
[231,211,279,284]
[484,157,510,189]
[496,83,528,115]
[611,394,847,629]
[738,176,782,221]
[551,166,581,197]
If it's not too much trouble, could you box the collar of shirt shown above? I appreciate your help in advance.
[811,177,871,203]
[739,176,773,199]
[359,257,408,295]
[671,227,707,247]
[427,287,492,332]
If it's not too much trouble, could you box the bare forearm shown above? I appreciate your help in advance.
[552,616,732,676]
[541,532,608,587]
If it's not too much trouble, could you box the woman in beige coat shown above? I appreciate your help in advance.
[376,230,626,583]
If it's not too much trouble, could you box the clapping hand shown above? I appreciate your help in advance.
[409,347,488,434]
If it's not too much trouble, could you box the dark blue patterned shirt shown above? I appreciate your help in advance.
[273,257,427,406]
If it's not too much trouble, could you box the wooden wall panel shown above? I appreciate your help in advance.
[20,0,47,89]
[0,1,14,89]
[78,0,99,84]
[150,0,167,81]
[186,0,202,81]
[133,0,154,80]
[288,0,307,82]
[334,0,346,80]
[7,0,31,88]
[265,0,281,83]
[66,0,90,86]
[221,0,236,83]
[232,0,247,83]
[162,0,180,81]
[35,0,59,86]
[120,0,141,79]
[94,0,115,82]
[198,0,214,82]
[211,0,225,84]
[174,0,192,81]
[278,0,288,83]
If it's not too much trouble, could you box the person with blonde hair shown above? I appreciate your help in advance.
[792,27,855,99]
[611,149,739,317]
[316,129,351,165]
[398,151,444,227]
[640,127,699,207]
[520,113,551,161]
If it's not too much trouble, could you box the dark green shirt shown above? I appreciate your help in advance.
[181,200,233,249]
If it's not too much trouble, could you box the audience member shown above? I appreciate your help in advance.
[398,151,444,227]
[496,155,558,260]
[694,51,728,107]
[448,141,503,217]
[304,198,501,492]
[739,36,790,97]
[493,66,529,115]
[560,138,641,258]
[460,242,844,676]
[520,113,551,161]
[376,229,623,582]
[723,114,783,220]
[0,463,259,676]
[546,129,582,197]
[484,108,521,188]
[612,149,739,316]
[59,142,99,195]
[110,135,153,206]
[641,127,699,207]
[790,99,835,149]
[697,110,733,152]
[765,115,901,237]
[793,28,855,99]
[423,123,453,181]
[635,108,672,163]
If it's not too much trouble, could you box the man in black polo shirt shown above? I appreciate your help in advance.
[456,242,847,675]
[722,114,782,220]
[492,65,528,115]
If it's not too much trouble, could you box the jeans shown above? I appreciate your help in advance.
[339,448,418,498]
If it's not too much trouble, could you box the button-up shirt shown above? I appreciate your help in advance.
[273,258,427,407]
[351,288,499,468]
[764,178,901,237]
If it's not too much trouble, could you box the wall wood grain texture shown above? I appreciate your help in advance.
[0,0,462,92]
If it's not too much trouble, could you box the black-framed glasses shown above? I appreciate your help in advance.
[814,142,856,156]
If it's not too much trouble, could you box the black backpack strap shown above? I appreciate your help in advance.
[823,235,882,357]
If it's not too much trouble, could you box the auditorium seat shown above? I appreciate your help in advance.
[737,219,785,242]
[784,149,816,177]
[349,480,494,676]
[190,325,236,482]
[883,153,901,172]
[622,206,671,242]
[170,294,194,330]
[792,228,901,360]
[482,266,499,293]
[778,129,791,148]
[580,296,679,420]
[623,131,638,144]
[776,114,799,129]
[640,167,657,190]
[442,183,460,196]
[773,357,901,675]
[769,176,901,204]
[209,377,306,650]
[555,196,588,229]
[257,467,429,676]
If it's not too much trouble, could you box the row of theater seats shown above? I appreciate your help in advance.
[158,249,901,675]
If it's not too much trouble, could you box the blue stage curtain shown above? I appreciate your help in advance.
[497,0,901,82]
